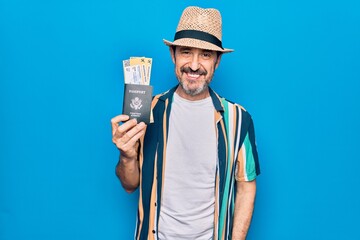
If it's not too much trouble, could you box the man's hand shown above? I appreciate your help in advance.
[111,115,147,159]
[111,115,147,192]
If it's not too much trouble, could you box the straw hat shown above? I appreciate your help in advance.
[163,6,233,53]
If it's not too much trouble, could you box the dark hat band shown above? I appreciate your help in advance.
[174,30,224,50]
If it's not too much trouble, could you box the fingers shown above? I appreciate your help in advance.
[111,115,130,135]
[117,121,145,142]
[111,115,147,156]
[118,123,147,155]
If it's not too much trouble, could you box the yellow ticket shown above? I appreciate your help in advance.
[143,58,152,85]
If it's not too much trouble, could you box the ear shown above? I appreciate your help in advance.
[169,47,176,64]
[215,53,222,69]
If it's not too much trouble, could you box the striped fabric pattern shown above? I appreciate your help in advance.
[135,85,260,240]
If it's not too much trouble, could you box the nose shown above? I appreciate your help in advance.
[189,54,200,71]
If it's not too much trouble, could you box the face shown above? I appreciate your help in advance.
[170,46,222,100]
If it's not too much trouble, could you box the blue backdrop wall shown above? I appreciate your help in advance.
[1,0,359,239]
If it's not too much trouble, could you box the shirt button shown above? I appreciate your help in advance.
[152,230,156,234]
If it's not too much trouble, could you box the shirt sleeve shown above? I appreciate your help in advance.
[235,116,260,182]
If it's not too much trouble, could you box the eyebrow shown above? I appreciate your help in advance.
[178,47,213,53]
[178,47,192,51]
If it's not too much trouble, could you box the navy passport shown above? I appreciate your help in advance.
[122,84,153,124]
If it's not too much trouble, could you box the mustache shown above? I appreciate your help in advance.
[180,66,207,75]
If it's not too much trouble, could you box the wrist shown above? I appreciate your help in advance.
[119,153,138,164]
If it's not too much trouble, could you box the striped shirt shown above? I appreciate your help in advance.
[135,85,260,240]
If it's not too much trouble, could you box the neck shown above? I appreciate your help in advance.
[175,85,210,101]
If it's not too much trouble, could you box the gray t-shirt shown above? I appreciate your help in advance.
[158,92,217,240]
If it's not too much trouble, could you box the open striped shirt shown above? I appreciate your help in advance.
[135,85,260,240]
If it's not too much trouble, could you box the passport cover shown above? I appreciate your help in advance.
[122,84,153,124]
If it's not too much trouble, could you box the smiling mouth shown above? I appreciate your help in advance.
[186,73,201,79]
[180,66,207,77]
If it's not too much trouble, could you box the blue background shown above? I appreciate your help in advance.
[1,0,359,239]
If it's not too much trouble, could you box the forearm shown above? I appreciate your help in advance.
[111,116,146,193]
[115,154,140,193]
[232,180,256,240]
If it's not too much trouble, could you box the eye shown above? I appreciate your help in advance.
[201,52,213,59]
[180,50,192,56]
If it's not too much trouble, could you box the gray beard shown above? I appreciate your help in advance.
[179,80,209,96]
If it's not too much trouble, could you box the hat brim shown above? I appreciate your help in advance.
[163,38,233,53]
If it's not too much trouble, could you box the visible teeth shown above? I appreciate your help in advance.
[188,73,200,77]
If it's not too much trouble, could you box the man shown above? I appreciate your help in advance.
[111,6,260,240]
